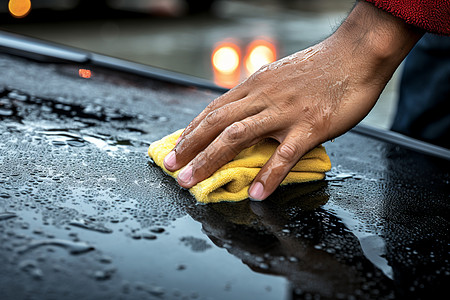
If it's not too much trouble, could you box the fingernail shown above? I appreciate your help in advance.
[178,165,192,183]
[249,182,264,200]
[164,151,176,169]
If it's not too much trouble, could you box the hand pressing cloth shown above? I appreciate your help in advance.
[148,129,331,204]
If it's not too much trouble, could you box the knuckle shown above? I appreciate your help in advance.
[193,151,213,173]
[195,147,229,176]
[246,114,268,131]
[194,151,208,167]
[183,122,196,137]
[242,101,261,116]
[184,119,196,132]
[274,95,296,113]
[277,142,300,162]
[283,95,297,108]
[258,91,273,105]
[204,109,222,126]
[223,121,248,143]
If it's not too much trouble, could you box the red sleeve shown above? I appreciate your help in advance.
[365,0,450,35]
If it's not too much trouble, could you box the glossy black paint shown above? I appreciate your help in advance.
[0,52,448,300]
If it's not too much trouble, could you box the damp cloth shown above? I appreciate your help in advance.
[148,129,331,204]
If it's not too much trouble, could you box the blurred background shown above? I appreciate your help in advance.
[0,0,402,129]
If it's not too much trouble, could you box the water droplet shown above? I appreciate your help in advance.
[98,255,113,264]
[142,233,157,240]
[93,268,116,281]
[18,259,43,280]
[0,211,17,221]
[150,227,165,234]
[148,285,165,297]
[69,219,113,234]
[0,192,11,199]
[17,239,94,255]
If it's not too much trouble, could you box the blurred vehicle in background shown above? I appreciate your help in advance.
[1,0,280,88]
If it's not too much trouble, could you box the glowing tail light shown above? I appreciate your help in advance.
[211,39,277,88]
[8,0,31,18]
[212,42,241,88]
[245,40,277,75]
[212,43,240,75]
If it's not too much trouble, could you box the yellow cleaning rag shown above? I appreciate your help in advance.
[148,129,331,204]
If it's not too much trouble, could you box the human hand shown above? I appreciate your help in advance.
[164,1,422,200]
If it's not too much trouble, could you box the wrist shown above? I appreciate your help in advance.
[330,1,423,82]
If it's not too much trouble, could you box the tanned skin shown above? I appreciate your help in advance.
[164,1,424,200]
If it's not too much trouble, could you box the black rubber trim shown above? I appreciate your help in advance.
[1,30,449,160]
[90,53,228,93]
[0,30,228,92]
[352,124,450,160]
[0,31,89,63]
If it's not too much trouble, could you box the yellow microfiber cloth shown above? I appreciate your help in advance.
[148,129,331,204]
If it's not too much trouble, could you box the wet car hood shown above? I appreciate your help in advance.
[0,46,449,300]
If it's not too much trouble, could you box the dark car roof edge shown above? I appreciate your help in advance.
[1,30,448,160]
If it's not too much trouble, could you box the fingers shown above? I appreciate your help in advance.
[176,113,278,188]
[164,96,265,172]
[178,84,249,142]
[248,134,310,201]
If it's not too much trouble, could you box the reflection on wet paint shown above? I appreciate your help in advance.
[79,69,92,79]
[17,239,94,255]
